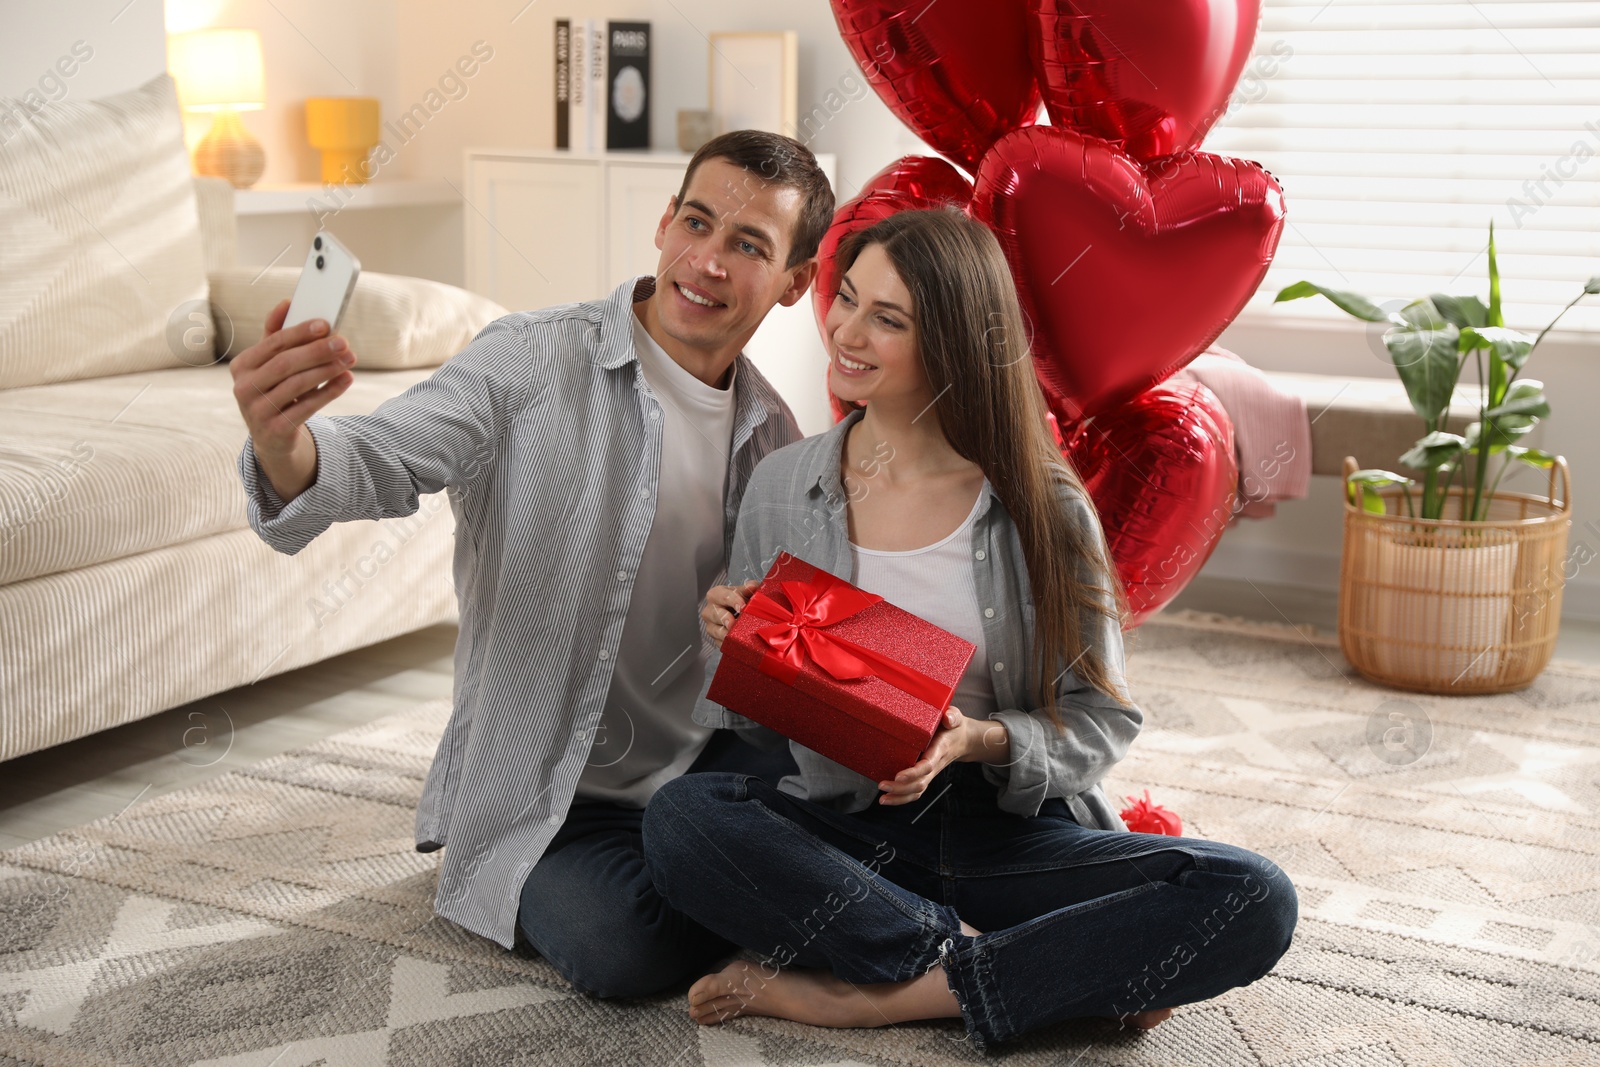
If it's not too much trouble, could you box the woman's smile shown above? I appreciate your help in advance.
[834,349,878,376]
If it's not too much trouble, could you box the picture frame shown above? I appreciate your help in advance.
[707,31,798,140]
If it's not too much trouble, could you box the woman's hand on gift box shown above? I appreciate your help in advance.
[878,706,1011,805]
[702,579,762,649]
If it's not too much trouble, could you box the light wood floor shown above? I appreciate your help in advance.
[4,577,1597,850]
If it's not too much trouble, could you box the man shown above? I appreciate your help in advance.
[231,130,836,997]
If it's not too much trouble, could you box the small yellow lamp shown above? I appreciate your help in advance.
[168,29,266,188]
[306,98,380,184]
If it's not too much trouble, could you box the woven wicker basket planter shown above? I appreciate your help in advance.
[1338,455,1572,695]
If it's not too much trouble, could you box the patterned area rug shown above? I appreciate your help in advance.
[3,610,1598,1066]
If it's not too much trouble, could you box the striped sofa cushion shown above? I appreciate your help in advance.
[0,363,440,587]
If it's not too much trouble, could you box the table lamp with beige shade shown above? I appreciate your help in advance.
[167,28,266,188]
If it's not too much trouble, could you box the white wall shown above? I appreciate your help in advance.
[0,0,166,99]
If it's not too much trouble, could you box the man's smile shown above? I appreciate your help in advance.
[674,282,726,309]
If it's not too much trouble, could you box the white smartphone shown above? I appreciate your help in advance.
[284,231,361,332]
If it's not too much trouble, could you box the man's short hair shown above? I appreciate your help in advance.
[673,130,836,270]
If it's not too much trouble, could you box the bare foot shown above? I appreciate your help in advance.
[690,921,981,1029]
[687,960,880,1028]
[1115,1006,1174,1030]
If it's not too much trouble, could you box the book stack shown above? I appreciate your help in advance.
[555,19,651,152]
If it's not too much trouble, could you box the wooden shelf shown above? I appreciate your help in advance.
[463,146,700,164]
[233,179,458,216]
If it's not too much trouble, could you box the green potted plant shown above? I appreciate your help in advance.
[1275,222,1593,694]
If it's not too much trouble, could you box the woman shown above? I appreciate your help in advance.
[640,207,1297,1052]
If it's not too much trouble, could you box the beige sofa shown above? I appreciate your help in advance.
[0,75,504,761]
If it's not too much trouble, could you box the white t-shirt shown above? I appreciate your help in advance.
[848,480,998,720]
[573,307,738,806]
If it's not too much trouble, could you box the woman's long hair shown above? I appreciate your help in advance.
[832,206,1133,728]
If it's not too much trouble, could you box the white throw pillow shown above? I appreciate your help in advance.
[208,266,508,370]
[0,73,214,389]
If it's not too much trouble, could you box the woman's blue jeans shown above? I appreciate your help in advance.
[641,760,1298,1053]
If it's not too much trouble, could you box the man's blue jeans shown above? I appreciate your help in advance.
[515,729,798,998]
[640,760,1298,1052]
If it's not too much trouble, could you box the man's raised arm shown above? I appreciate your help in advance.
[231,297,542,555]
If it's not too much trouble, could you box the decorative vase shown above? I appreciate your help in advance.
[306,97,380,184]
[677,109,715,154]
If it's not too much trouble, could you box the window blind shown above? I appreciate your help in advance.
[1205,0,1600,336]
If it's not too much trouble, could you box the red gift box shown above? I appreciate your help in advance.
[705,551,978,784]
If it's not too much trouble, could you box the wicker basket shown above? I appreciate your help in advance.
[1338,454,1571,695]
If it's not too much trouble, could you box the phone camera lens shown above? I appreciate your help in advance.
[315,255,325,269]
[314,235,323,251]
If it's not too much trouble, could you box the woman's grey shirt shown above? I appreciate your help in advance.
[692,406,1141,832]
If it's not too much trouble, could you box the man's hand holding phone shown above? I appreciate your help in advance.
[232,231,361,504]
[230,299,357,503]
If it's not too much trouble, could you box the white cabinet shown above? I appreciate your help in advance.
[463,148,839,436]
[466,156,603,309]
[605,158,685,290]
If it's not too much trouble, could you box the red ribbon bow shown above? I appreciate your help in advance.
[740,567,954,710]
[1119,789,1183,836]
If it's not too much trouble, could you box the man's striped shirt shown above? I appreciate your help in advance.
[237,275,802,948]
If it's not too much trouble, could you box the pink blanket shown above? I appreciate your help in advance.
[1170,344,1311,520]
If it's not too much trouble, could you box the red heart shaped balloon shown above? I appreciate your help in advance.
[1063,378,1235,627]
[814,156,974,421]
[1028,0,1263,160]
[831,0,1042,174]
[969,125,1284,422]
[858,154,976,208]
